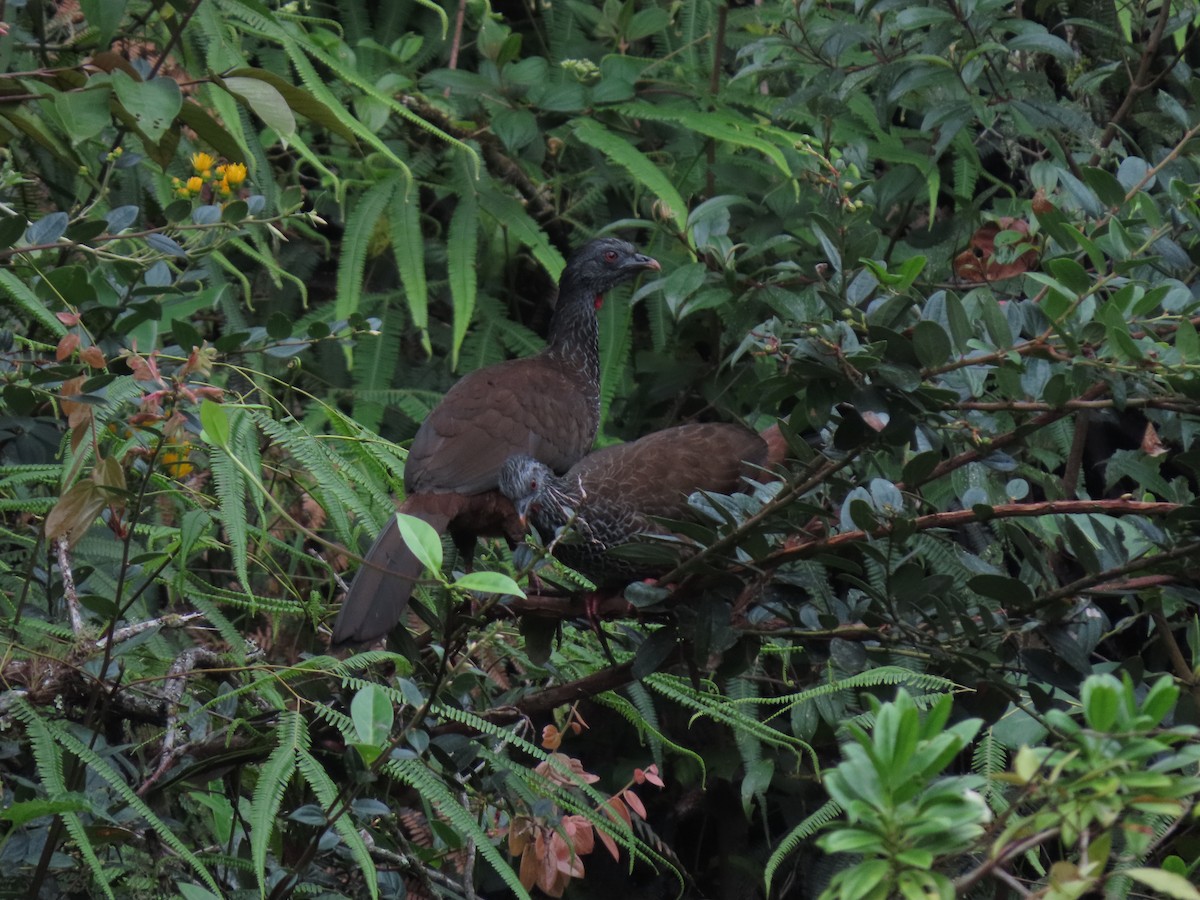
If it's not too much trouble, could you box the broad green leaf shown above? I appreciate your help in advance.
[224,67,357,143]
[454,571,526,597]
[350,684,395,745]
[222,76,296,137]
[200,399,231,448]
[393,512,443,576]
[80,0,127,47]
[110,70,181,144]
[55,83,113,144]
[1080,676,1119,731]
[1124,869,1200,900]
[912,320,951,368]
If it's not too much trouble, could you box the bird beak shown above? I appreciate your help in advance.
[636,254,661,272]
[514,496,532,529]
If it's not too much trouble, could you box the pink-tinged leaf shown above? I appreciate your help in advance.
[605,795,631,827]
[636,764,664,787]
[597,827,619,861]
[622,788,647,820]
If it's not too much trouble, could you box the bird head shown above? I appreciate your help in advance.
[562,236,661,299]
[498,454,554,528]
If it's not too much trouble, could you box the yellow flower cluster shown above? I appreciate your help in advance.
[169,153,249,200]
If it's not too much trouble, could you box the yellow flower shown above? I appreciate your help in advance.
[190,152,216,173]
[175,188,190,198]
[186,176,203,194]
[217,180,233,198]
[223,162,248,186]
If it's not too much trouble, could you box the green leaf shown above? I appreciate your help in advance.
[1080,675,1120,731]
[178,100,251,163]
[1124,869,1200,900]
[223,76,296,137]
[55,83,113,144]
[453,571,526,597]
[572,118,688,234]
[110,70,181,144]
[223,67,357,143]
[912,320,951,368]
[393,512,443,577]
[447,191,478,371]
[200,400,231,449]
[335,174,398,321]
[0,795,93,826]
[350,684,395,745]
[80,0,128,47]
[389,176,429,353]
[476,185,565,279]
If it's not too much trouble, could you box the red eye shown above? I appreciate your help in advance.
[529,479,538,491]
[603,250,618,262]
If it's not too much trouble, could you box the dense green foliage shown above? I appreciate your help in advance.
[1,0,1199,897]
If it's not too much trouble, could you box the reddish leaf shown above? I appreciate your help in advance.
[636,764,664,787]
[605,795,631,827]
[56,333,80,361]
[562,815,594,855]
[44,480,106,548]
[596,826,619,862]
[622,788,647,820]
[80,346,107,369]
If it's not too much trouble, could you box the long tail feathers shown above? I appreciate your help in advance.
[332,500,452,645]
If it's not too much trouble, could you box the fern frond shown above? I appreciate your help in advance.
[599,291,633,425]
[386,757,532,899]
[334,173,399,322]
[388,174,429,345]
[763,799,842,896]
[448,190,479,371]
[250,711,304,895]
[295,744,379,897]
[16,698,221,894]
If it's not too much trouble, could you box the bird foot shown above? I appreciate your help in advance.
[582,591,618,664]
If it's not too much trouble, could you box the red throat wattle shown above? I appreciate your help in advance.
[594,294,604,310]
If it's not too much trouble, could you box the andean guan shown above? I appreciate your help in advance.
[497,422,782,588]
[332,237,660,644]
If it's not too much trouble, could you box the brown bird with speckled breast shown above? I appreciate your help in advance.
[333,237,660,644]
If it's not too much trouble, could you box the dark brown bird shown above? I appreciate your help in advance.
[497,423,774,587]
[333,237,660,644]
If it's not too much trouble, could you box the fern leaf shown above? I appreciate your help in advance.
[448,190,480,371]
[388,174,429,352]
[295,746,379,898]
[0,269,65,336]
[763,799,843,896]
[16,699,221,894]
[572,118,688,233]
[387,757,533,899]
[349,313,401,434]
[335,174,398,321]
[476,185,566,278]
[251,711,303,895]
[598,290,633,425]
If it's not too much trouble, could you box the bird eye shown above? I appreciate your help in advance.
[529,479,538,491]
[603,249,618,262]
